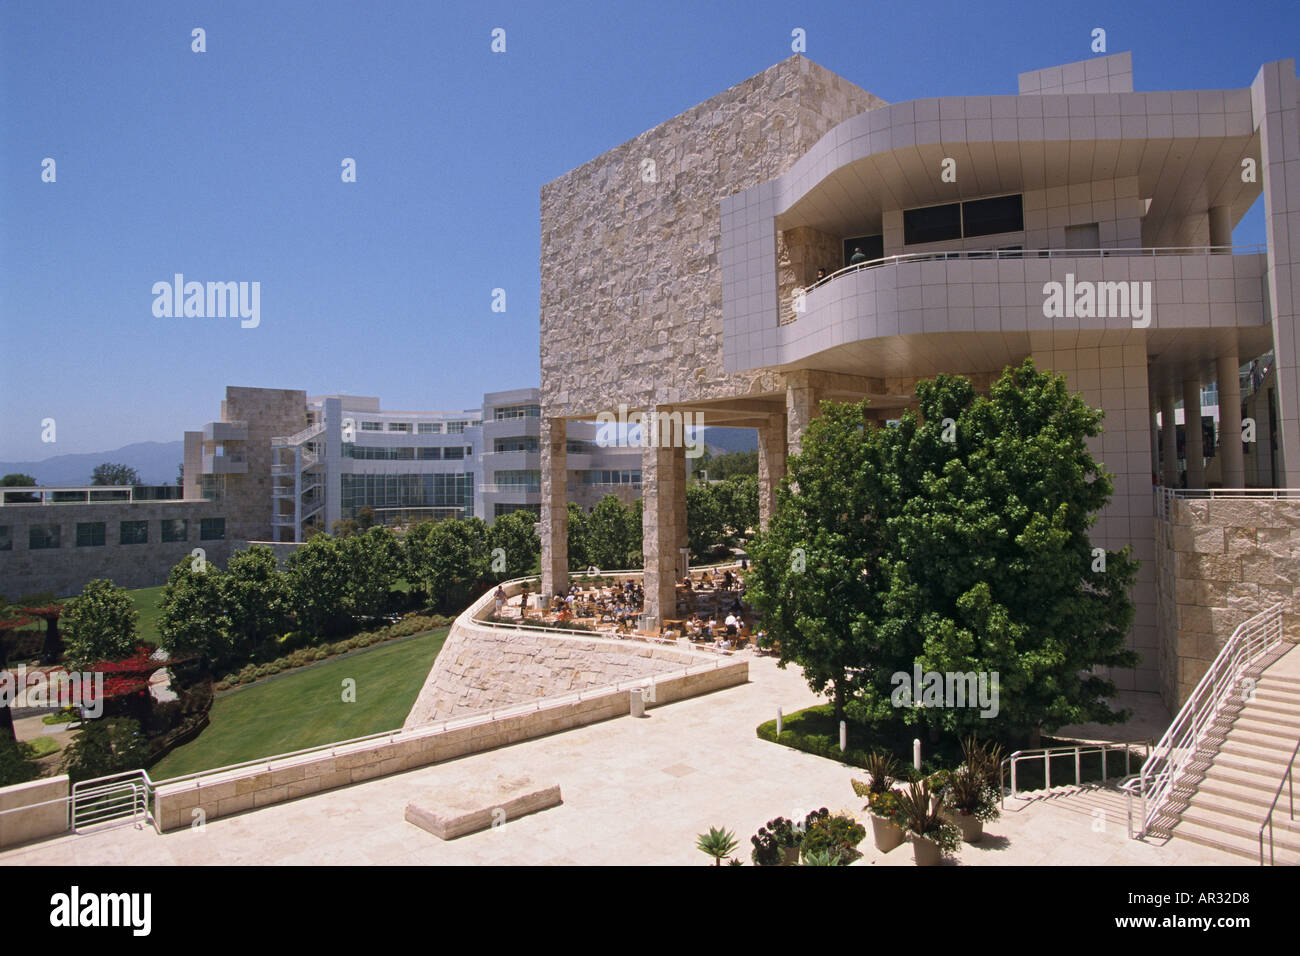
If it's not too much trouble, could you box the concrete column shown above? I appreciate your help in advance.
[672,441,688,572]
[1182,377,1205,488]
[1208,206,1233,252]
[1160,391,1179,487]
[641,435,680,631]
[1217,354,1245,488]
[540,417,568,602]
[757,414,787,530]
[787,383,821,457]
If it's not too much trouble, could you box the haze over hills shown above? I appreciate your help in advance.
[0,441,184,486]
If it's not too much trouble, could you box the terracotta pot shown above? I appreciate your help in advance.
[952,810,983,843]
[910,832,942,866]
[870,812,906,853]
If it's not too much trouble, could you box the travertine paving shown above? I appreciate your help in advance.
[1,655,1240,866]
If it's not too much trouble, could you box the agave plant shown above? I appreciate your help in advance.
[895,780,961,853]
[697,826,739,866]
[801,847,842,866]
[961,734,1006,790]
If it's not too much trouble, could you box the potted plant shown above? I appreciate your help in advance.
[895,780,961,866]
[750,816,802,866]
[943,736,1005,843]
[851,750,906,852]
[696,826,739,866]
[801,808,866,865]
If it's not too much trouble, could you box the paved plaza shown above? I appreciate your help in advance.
[3,652,1242,866]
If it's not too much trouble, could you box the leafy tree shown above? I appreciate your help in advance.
[405,518,491,611]
[686,482,726,559]
[584,495,635,570]
[0,736,39,786]
[565,502,589,571]
[157,558,229,675]
[62,580,140,670]
[703,449,758,480]
[356,505,376,530]
[747,360,1138,740]
[1,474,39,503]
[716,475,758,541]
[488,510,540,580]
[285,535,352,638]
[220,546,291,655]
[330,517,360,538]
[91,463,141,486]
[340,526,403,620]
[60,718,149,783]
[625,498,644,569]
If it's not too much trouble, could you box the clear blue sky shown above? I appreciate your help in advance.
[2,0,1297,460]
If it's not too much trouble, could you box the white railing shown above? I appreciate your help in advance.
[1260,736,1300,865]
[271,422,325,446]
[1129,602,1284,839]
[0,485,187,507]
[1000,740,1151,803]
[71,769,155,831]
[1155,487,1300,520]
[799,244,1267,299]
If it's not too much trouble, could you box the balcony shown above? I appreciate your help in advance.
[203,420,249,442]
[202,451,248,475]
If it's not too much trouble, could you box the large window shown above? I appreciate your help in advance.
[387,422,411,433]
[340,473,474,520]
[843,235,884,266]
[446,420,469,434]
[417,422,443,434]
[903,203,962,245]
[492,470,540,491]
[360,421,383,432]
[120,520,148,544]
[200,517,226,541]
[161,519,189,542]
[493,404,541,421]
[417,447,442,460]
[903,194,1024,245]
[565,439,594,454]
[76,522,106,547]
[582,470,641,486]
[29,524,60,549]
[443,446,466,460]
[344,444,421,460]
[495,437,539,453]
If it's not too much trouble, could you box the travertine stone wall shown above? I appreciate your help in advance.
[221,387,308,542]
[539,55,885,418]
[1156,496,1300,708]
[778,226,843,322]
[0,775,68,849]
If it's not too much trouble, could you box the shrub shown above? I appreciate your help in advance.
[801,809,866,864]
[312,648,327,661]
[750,816,802,866]
[214,680,231,693]
[0,736,39,786]
[60,718,149,783]
[253,664,272,679]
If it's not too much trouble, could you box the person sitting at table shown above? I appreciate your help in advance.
[715,636,733,650]
[724,613,738,637]
[722,569,734,589]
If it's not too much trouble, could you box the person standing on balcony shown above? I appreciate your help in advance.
[849,247,867,265]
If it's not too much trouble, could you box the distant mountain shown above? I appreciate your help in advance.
[698,426,758,455]
[0,441,185,486]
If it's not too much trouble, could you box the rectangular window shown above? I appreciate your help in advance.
[0,526,10,551]
[120,520,148,544]
[360,421,383,432]
[446,420,468,434]
[417,447,442,460]
[495,437,539,453]
[161,518,189,542]
[418,422,442,434]
[29,524,61,549]
[200,517,226,540]
[842,235,884,266]
[76,522,106,547]
[962,194,1024,238]
[493,470,541,491]
[443,446,465,460]
[904,203,961,245]
[387,422,411,433]
[493,404,542,421]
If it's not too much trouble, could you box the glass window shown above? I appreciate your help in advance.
[443,446,465,460]
[0,525,10,551]
[493,404,542,420]
[200,517,226,540]
[360,421,383,432]
[417,447,442,460]
[842,235,884,266]
[387,422,412,432]
[29,524,61,549]
[496,437,539,453]
[446,420,468,434]
[76,522,106,547]
[120,520,148,544]
[161,518,189,542]
[418,422,442,434]
[904,203,961,245]
[962,194,1024,238]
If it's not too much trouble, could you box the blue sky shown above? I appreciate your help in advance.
[2,0,1297,461]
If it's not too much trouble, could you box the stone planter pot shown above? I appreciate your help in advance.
[910,832,943,866]
[870,812,906,853]
[952,810,983,843]
[781,846,800,866]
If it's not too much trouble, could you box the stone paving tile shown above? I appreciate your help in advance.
[0,654,1246,866]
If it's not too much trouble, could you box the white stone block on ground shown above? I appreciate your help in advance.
[404,775,562,840]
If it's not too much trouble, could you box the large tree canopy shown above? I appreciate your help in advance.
[746,360,1138,740]
[91,463,141,486]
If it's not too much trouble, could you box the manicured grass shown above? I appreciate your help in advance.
[757,705,1145,792]
[150,628,448,779]
[127,585,166,647]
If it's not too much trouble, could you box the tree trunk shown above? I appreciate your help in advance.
[40,617,62,666]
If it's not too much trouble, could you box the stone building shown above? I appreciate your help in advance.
[538,52,1300,701]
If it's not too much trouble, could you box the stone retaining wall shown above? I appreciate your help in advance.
[1155,496,1300,708]
[0,775,69,849]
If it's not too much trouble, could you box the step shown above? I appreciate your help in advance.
[1223,729,1300,756]
[1201,762,1290,795]
[1249,686,1300,707]
[1171,818,1300,865]
[1231,714,1300,738]
[1180,803,1300,851]
[1245,697,1300,721]
[1260,671,1300,688]
[1187,789,1300,831]
[1214,748,1295,778]
[1194,777,1289,811]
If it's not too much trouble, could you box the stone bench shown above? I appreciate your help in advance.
[404,775,562,840]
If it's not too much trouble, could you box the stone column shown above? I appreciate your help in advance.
[1182,377,1205,488]
[540,417,568,602]
[757,414,787,530]
[1160,391,1179,487]
[641,431,681,631]
[1217,354,1245,487]
[787,382,821,457]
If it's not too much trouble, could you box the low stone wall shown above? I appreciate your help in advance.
[152,658,746,832]
[1155,496,1300,709]
[233,540,304,567]
[0,775,69,849]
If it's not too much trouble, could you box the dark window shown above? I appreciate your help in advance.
[842,235,884,266]
[120,520,149,544]
[76,522,106,547]
[903,203,961,245]
[961,194,1024,238]
[29,524,61,549]
[162,518,189,542]
[0,526,10,551]
[200,517,225,541]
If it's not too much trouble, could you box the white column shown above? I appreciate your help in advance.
[1217,354,1245,487]
[1160,391,1179,487]
[1182,377,1204,488]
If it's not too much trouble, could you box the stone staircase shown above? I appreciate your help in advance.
[1170,645,1300,864]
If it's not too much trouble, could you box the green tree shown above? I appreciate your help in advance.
[584,495,634,570]
[356,505,376,530]
[60,718,149,783]
[0,736,39,786]
[716,474,758,542]
[565,502,589,571]
[285,535,352,638]
[220,546,290,657]
[625,498,645,569]
[489,510,541,579]
[706,449,758,480]
[158,557,229,675]
[341,526,403,620]
[91,463,141,486]
[1,474,39,503]
[747,360,1139,739]
[405,518,491,611]
[62,580,140,670]
[686,482,726,560]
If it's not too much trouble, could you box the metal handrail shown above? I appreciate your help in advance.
[1259,736,1300,865]
[1131,602,1284,839]
[271,422,325,446]
[1155,487,1300,520]
[71,768,155,831]
[999,740,1151,803]
[798,243,1268,298]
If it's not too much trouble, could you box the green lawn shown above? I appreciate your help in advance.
[150,628,449,780]
[127,584,166,647]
